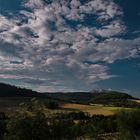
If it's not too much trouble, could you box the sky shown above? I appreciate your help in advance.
[0,0,140,97]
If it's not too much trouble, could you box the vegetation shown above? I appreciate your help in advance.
[0,83,40,97]
[45,101,59,109]
[61,103,140,116]
[0,99,140,140]
[0,83,140,139]
[61,103,114,116]
[47,91,135,105]
[0,82,138,109]
[117,110,140,140]
[111,100,140,108]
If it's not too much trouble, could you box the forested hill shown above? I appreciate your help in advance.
[47,91,136,104]
[0,82,136,104]
[0,83,45,98]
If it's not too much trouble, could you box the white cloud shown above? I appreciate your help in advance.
[23,0,45,9]
[0,0,139,91]
[95,20,126,37]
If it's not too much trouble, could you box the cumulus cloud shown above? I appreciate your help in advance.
[0,0,139,91]
[95,20,125,37]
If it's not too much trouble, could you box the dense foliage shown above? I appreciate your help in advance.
[45,101,59,109]
[0,99,140,140]
[117,110,140,140]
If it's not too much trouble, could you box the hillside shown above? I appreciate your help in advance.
[0,83,60,110]
[0,82,137,106]
[0,83,46,98]
[0,82,139,114]
[47,91,135,104]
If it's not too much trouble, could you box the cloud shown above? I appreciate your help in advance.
[0,0,139,91]
[95,20,126,37]
[23,0,45,9]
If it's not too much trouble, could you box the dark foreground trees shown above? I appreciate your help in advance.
[0,99,140,140]
[4,100,86,140]
[117,110,140,140]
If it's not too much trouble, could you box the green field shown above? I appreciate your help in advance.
[61,103,140,116]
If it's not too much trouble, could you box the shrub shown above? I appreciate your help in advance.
[46,101,58,109]
[117,110,140,140]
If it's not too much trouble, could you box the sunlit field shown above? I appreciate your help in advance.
[61,103,140,116]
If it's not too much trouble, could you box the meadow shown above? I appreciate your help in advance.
[61,103,140,116]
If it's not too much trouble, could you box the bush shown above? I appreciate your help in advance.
[4,100,50,140]
[3,99,140,140]
[4,100,85,140]
[46,101,58,109]
[117,110,140,140]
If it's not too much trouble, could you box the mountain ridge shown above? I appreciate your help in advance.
[0,82,137,104]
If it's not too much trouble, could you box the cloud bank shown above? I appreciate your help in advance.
[0,0,140,91]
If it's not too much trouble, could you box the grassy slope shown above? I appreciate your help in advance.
[132,99,140,103]
[61,103,140,116]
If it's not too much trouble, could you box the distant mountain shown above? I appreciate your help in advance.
[47,91,136,104]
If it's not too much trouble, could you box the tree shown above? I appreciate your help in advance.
[4,99,50,140]
[117,110,140,140]
[46,101,58,109]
